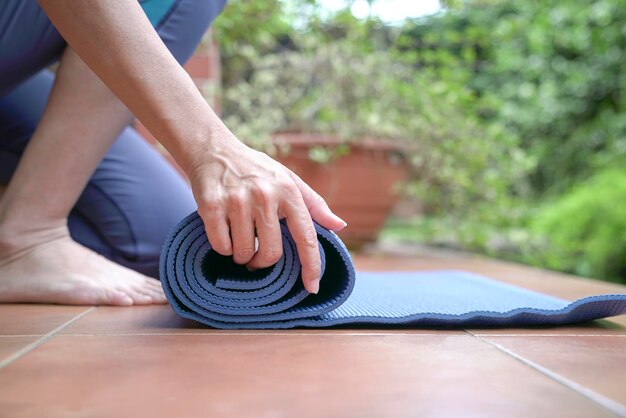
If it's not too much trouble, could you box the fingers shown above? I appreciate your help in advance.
[228,192,256,265]
[288,170,347,232]
[283,195,322,294]
[246,206,283,270]
[200,207,233,256]
[194,159,336,295]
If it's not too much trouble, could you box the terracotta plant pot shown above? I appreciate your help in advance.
[274,133,408,249]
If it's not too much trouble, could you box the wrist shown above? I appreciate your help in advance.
[140,83,228,167]
[172,118,241,176]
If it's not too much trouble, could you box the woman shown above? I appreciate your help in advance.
[0,0,346,306]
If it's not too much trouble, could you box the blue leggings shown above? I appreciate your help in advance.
[0,0,226,277]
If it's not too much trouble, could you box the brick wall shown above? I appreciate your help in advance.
[133,29,221,175]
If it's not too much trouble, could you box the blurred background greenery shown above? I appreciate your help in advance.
[212,0,626,283]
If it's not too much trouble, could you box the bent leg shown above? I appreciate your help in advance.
[72,0,225,276]
[0,48,168,306]
[0,71,195,278]
[0,0,224,305]
[74,127,197,277]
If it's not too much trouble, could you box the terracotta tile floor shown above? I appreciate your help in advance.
[0,251,625,418]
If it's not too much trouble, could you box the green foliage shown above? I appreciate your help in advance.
[212,0,292,87]
[389,0,626,281]
[398,0,626,194]
[485,0,626,192]
[531,168,626,282]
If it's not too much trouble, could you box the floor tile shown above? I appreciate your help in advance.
[59,305,207,335]
[59,305,464,336]
[480,335,626,407]
[0,305,92,336]
[0,337,40,366]
[0,334,612,418]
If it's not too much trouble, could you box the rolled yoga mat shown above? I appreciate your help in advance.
[160,212,626,329]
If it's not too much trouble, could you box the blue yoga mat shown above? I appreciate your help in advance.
[160,212,626,329]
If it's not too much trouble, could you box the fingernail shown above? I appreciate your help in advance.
[331,219,347,232]
[333,214,347,227]
[246,265,257,272]
[308,278,320,294]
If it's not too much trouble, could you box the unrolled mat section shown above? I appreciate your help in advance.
[160,212,626,329]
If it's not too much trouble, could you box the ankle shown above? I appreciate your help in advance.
[0,218,69,260]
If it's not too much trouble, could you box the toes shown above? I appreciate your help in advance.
[69,286,133,306]
[129,293,155,306]
[123,280,167,306]
[152,290,168,304]
[104,289,134,306]
[145,278,164,291]
[139,278,168,304]
[120,287,154,305]
[144,286,168,304]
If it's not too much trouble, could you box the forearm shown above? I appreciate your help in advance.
[38,0,230,172]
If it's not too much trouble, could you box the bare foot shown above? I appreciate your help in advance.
[0,236,167,306]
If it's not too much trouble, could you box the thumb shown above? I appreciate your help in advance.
[288,170,347,232]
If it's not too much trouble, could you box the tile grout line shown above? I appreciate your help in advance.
[471,334,626,338]
[21,331,626,337]
[0,307,96,371]
[57,332,460,337]
[465,331,626,417]
[0,335,51,338]
[52,331,626,337]
[3,332,624,337]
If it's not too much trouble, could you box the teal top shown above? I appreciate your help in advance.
[139,0,177,27]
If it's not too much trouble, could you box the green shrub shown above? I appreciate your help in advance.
[532,168,626,282]
[397,0,626,195]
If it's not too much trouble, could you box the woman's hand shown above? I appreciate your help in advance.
[186,132,347,294]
